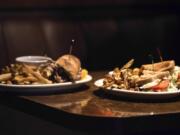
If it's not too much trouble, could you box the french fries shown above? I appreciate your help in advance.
[0,64,54,85]
[0,73,12,81]
[14,75,38,83]
[23,65,52,84]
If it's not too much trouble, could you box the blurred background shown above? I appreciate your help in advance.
[0,0,179,71]
[0,1,180,134]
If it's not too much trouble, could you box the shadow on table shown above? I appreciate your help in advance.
[0,85,90,96]
[93,89,180,103]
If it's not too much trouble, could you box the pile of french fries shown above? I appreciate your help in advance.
[0,63,56,85]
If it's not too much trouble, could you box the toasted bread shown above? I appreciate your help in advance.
[141,60,175,72]
[56,54,81,80]
[136,71,170,86]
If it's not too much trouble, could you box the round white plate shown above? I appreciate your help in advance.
[0,75,92,94]
[94,79,180,99]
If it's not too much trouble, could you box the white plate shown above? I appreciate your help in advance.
[94,79,180,99]
[0,75,92,94]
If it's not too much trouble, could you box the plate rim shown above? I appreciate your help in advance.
[0,75,92,88]
[94,78,180,95]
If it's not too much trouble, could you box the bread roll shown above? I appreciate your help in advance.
[56,54,81,80]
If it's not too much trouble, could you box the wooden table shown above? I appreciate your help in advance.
[0,71,180,134]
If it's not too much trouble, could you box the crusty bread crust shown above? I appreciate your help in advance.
[136,71,170,86]
[141,60,175,72]
[56,54,81,80]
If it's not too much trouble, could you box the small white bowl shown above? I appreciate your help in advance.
[16,56,52,65]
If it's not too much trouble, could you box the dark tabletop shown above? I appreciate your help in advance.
[1,71,180,134]
[21,71,180,118]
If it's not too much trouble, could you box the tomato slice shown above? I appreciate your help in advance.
[151,80,169,91]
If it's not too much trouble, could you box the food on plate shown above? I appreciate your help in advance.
[0,54,88,85]
[56,54,81,80]
[103,59,180,92]
[141,60,175,72]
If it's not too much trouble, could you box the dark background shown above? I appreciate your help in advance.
[0,0,179,70]
[0,0,180,135]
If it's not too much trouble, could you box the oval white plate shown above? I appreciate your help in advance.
[0,75,92,94]
[94,79,180,99]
